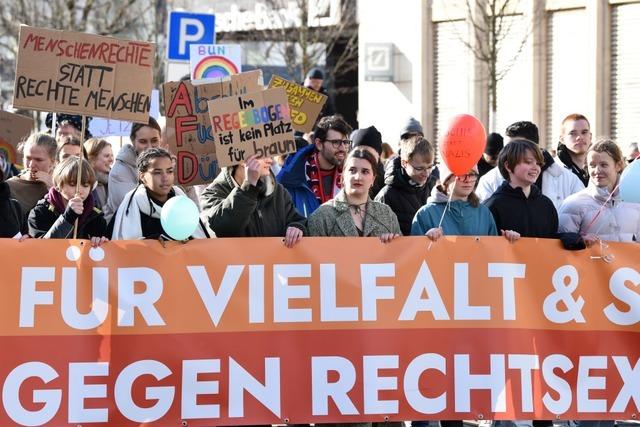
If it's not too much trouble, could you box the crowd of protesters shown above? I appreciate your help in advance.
[3,108,638,254]
[1,68,640,427]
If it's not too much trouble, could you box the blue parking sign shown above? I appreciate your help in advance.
[167,11,216,61]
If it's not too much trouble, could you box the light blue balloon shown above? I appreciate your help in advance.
[160,195,200,240]
[619,159,640,203]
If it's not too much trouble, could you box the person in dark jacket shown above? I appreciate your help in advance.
[477,132,503,178]
[201,154,306,247]
[484,139,558,241]
[0,159,28,238]
[555,113,591,186]
[28,157,108,245]
[351,125,386,198]
[375,135,437,235]
[304,67,336,118]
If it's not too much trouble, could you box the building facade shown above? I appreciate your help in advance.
[358,0,640,149]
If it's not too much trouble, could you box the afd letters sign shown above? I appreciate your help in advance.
[12,26,154,123]
[163,70,263,186]
[167,11,216,61]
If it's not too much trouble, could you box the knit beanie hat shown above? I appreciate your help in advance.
[306,67,325,80]
[351,126,383,155]
[400,117,424,139]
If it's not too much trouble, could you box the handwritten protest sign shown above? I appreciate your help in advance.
[12,26,154,122]
[190,44,242,81]
[163,70,263,186]
[0,236,639,425]
[208,86,296,167]
[0,111,33,167]
[88,90,161,137]
[268,75,327,132]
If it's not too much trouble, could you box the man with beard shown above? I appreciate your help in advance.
[277,115,352,217]
[555,113,591,186]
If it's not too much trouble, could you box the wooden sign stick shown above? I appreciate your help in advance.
[72,116,86,239]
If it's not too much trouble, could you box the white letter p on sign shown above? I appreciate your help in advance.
[179,18,205,55]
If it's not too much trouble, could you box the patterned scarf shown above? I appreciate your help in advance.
[305,152,343,204]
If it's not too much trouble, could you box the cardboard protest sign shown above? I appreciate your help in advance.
[268,75,327,133]
[163,69,264,186]
[0,111,34,167]
[208,87,296,167]
[12,26,154,123]
[190,44,242,81]
[88,90,161,137]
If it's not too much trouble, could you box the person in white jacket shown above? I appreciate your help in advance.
[476,121,584,209]
[558,139,640,245]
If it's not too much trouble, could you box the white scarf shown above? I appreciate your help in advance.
[111,185,209,240]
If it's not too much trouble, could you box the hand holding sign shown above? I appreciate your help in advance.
[439,114,486,176]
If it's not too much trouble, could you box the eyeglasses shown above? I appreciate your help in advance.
[458,172,479,182]
[324,139,351,149]
[406,161,437,173]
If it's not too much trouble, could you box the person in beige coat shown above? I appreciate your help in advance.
[309,148,402,242]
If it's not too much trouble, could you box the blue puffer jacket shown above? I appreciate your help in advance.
[411,187,498,236]
[276,143,321,217]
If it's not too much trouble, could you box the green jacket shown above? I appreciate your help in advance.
[308,190,402,237]
[200,167,307,237]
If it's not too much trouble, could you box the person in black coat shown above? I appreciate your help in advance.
[375,136,437,235]
[0,162,28,238]
[200,154,306,247]
[484,139,558,241]
[28,157,108,245]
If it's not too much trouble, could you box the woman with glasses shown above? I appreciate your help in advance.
[411,163,497,241]
[376,135,437,235]
[308,147,401,242]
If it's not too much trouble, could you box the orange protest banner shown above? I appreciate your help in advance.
[0,236,638,426]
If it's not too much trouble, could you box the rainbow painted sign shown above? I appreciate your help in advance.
[189,44,241,81]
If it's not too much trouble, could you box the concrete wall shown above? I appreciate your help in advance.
[357,0,427,148]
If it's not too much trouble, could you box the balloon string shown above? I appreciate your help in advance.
[581,179,621,237]
[428,179,456,251]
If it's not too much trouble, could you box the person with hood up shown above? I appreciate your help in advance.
[200,154,306,246]
[105,117,161,221]
[375,135,437,235]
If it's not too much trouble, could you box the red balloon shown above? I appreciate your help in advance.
[438,114,486,176]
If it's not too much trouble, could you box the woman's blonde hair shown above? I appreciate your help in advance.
[84,137,111,160]
[588,139,625,171]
